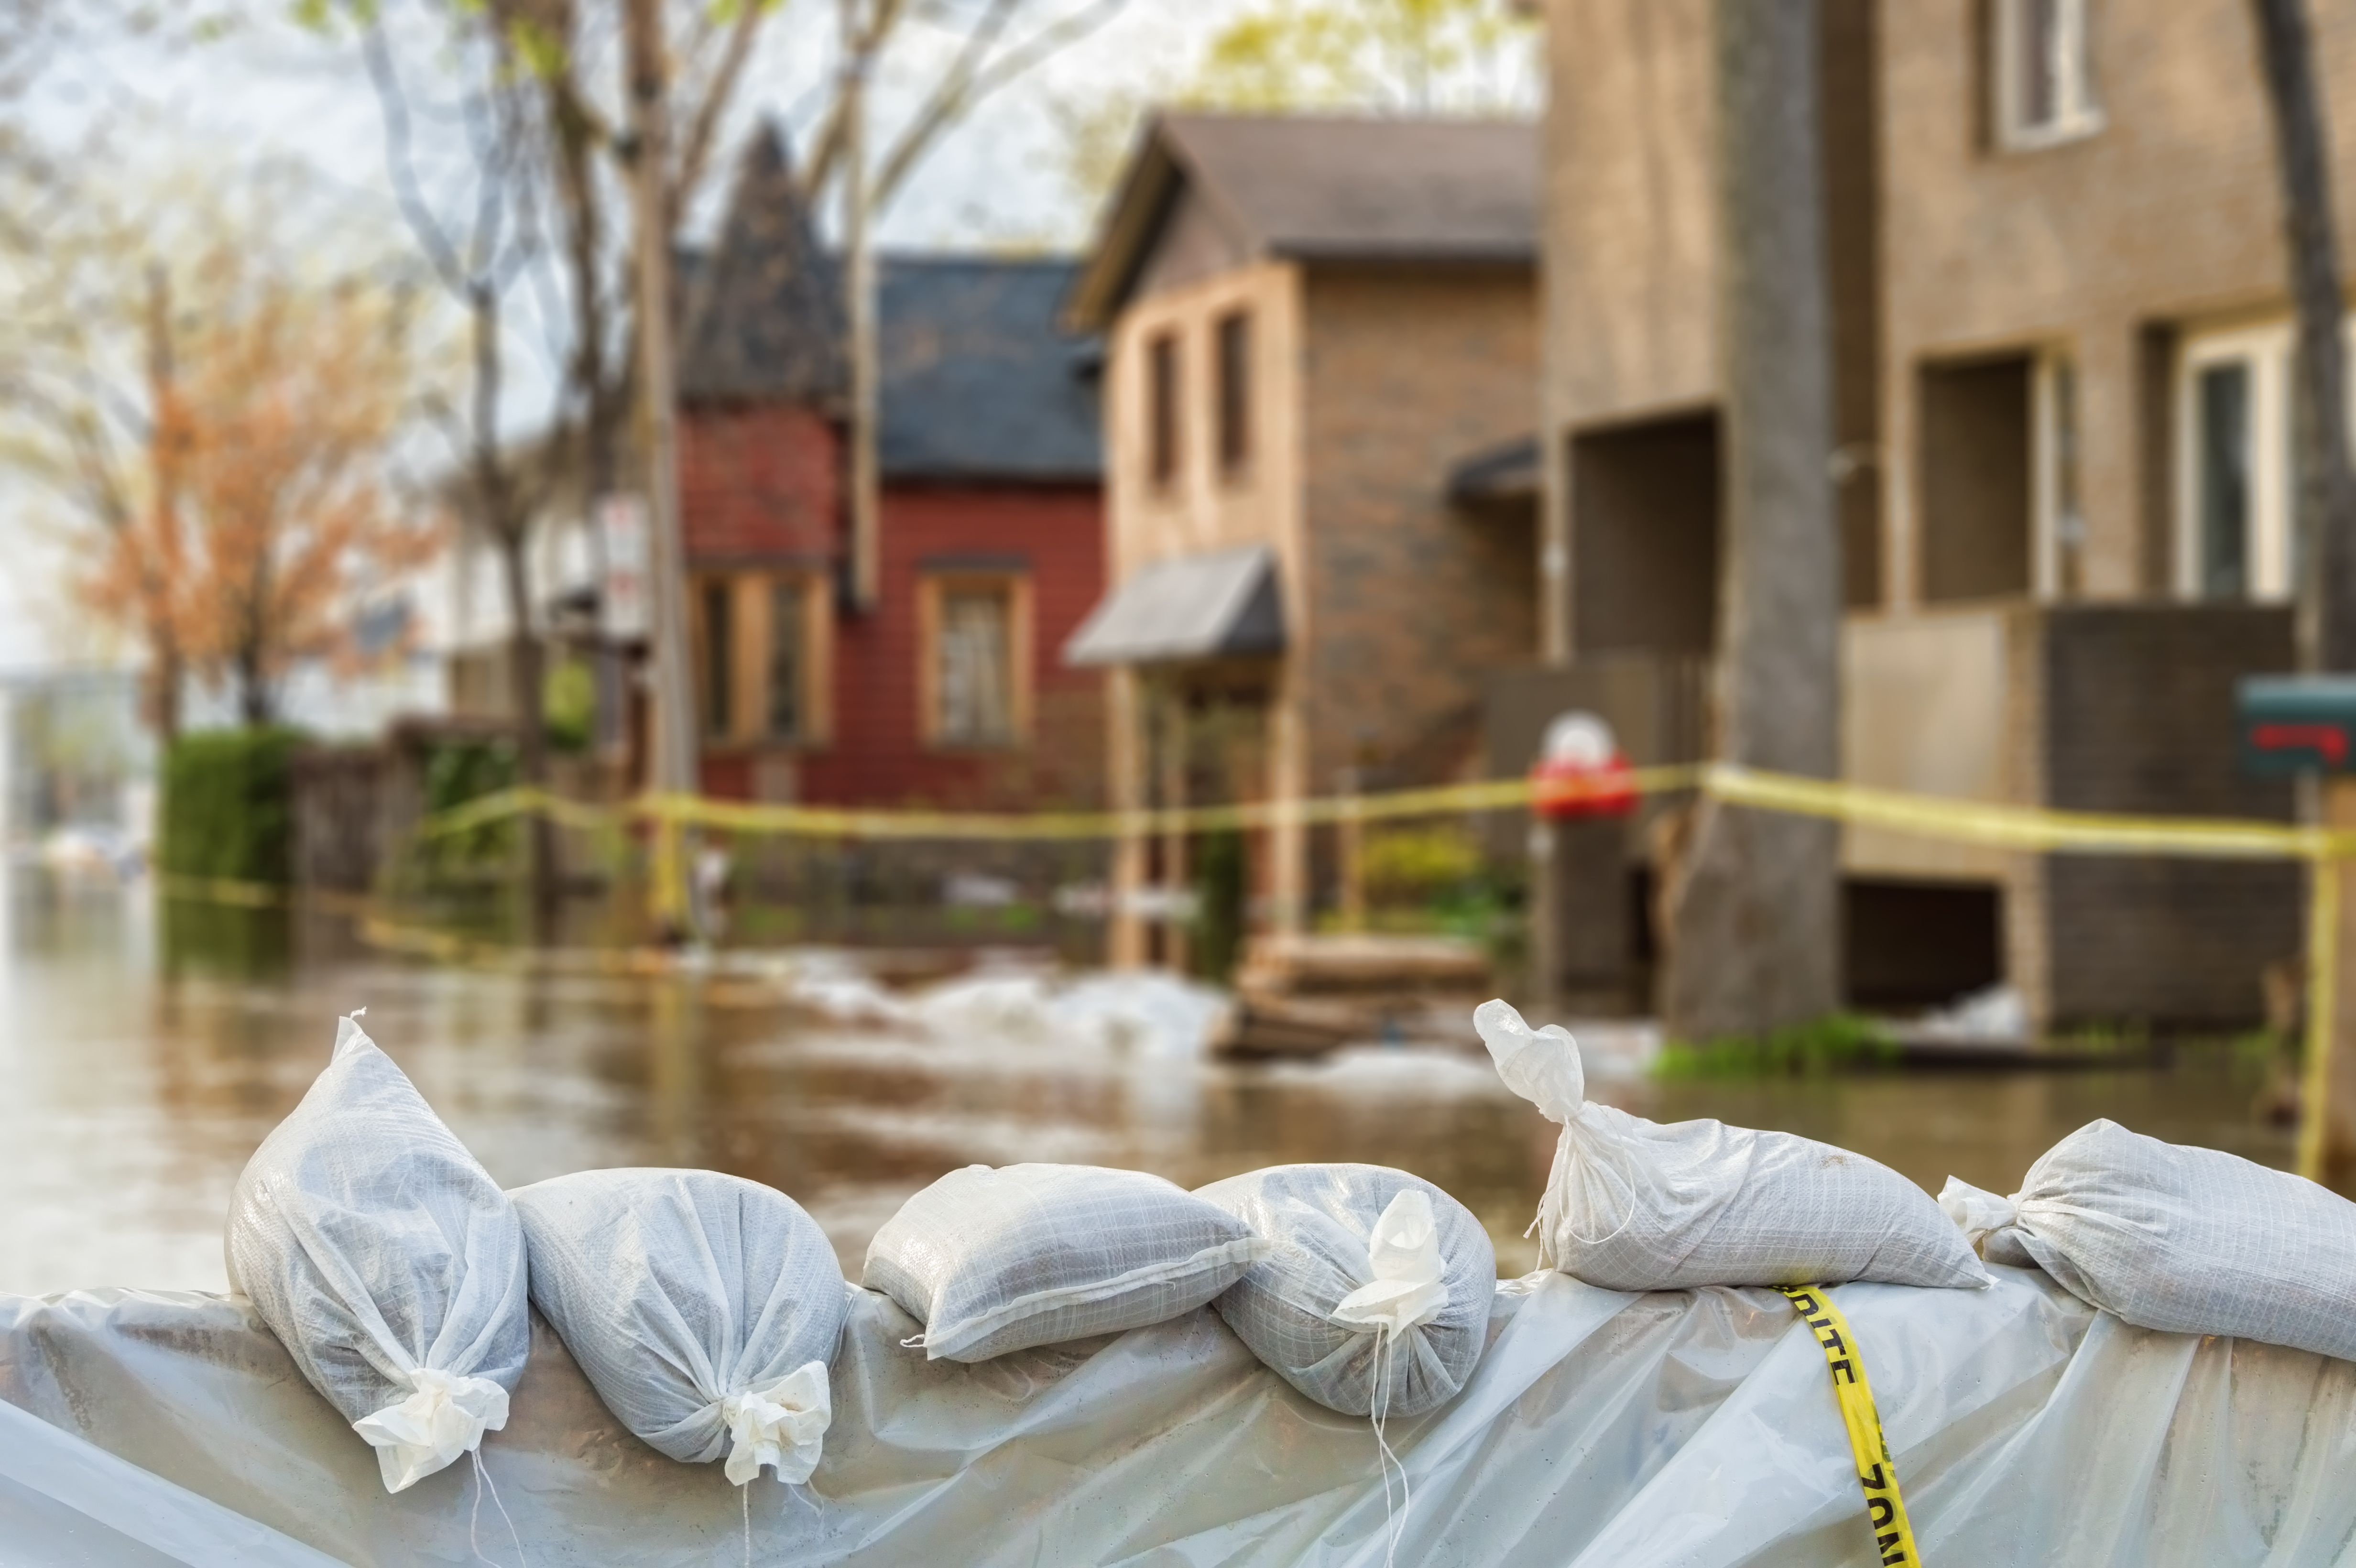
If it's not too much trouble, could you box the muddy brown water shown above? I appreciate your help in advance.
[0,869,2307,1296]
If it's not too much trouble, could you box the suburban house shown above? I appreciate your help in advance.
[1063,114,1541,969]
[1525,0,2341,1029]
[676,127,1106,811]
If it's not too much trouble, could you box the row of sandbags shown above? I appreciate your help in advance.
[1475,998,2356,1362]
[223,1012,1499,1497]
[226,1001,2356,1507]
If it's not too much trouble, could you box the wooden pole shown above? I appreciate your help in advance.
[626,0,699,936]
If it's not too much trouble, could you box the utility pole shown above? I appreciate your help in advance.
[625,0,701,936]
[840,0,881,612]
[143,262,183,745]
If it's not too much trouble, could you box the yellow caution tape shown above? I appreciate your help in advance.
[1778,1285,1921,1568]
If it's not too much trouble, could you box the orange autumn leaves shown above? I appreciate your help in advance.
[80,253,437,724]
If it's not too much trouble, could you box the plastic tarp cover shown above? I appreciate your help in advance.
[8,1269,2356,1567]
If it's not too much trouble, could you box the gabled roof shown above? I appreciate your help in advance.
[1066,112,1540,330]
[679,123,846,404]
[1063,544,1284,667]
[880,259,1100,483]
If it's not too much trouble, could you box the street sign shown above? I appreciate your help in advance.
[596,494,651,642]
[2238,675,2356,774]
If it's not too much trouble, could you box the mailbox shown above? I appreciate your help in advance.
[2237,675,2356,774]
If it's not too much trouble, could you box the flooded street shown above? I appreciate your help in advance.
[0,868,2307,1297]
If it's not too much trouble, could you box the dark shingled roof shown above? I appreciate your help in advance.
[1067,112,1539,329]
[679,125,1099,482]
[679,123,846,405]
[879,258,1100,483]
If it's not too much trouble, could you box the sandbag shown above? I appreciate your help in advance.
[509,1168,849,1484]
[1940,1117,2356,1360]
[224,1011,529,1492]
[863,1163,1268,1361]
[1195,1163,1494,1417]
[1474,1000,1986,1292]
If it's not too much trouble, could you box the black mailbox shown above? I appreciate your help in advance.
[2238,675,2356,774]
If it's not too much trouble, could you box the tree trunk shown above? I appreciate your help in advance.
[1661,0,1843,1042]
[2249,0,2356,1182]
[497,521,555,917]
[2253,0,2356,675]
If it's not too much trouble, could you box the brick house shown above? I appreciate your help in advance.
[1063,114,1540,967]
[1523,0,2345,1028]
[675,128,1104,811]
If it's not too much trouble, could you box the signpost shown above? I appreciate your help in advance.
[2238,675,2356,1184]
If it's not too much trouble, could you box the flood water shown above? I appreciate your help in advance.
[0,868,2309,1297]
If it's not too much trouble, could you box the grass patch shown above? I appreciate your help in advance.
[1653,1013,1901,1080]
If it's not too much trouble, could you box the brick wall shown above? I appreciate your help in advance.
[2010,604,2299,1028]
[680,402,841,562]
[796,483,1104,811]
[1300,265,1540,794]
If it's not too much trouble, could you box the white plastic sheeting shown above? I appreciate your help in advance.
[11,1268,2356,1565]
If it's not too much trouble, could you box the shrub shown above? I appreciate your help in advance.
[1653,1013,1901,1079]
[159,728,301,884]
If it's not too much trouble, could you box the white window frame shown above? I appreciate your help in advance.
[2175,323,2296,604]
[1993,0,2104,152]
[2030,348,2082,600]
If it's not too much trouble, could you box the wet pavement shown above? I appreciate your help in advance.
[0,868,2306,1296]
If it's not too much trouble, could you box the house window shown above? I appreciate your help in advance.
[2177,324,2301,604]
[920,574,1032,748]
[1147,331,1181,490]
[700,579,733,740]
[1993,0,2102,150]
[694,572,831,746]
[766,580,807,741]
[1215,309,1253,479]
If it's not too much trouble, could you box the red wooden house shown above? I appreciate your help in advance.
[674,128,1105,810]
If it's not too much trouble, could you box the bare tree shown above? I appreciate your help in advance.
[1661,0,1843,1042]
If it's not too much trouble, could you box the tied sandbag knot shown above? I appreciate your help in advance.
[717,1361,831,1486]
[1330,1189,1450,1342]
[1937,1177,2020,1256]
[352,1367,511,1493]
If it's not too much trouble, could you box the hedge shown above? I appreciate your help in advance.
[159,728,301,885]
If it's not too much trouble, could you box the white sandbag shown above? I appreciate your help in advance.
[223,1011,528,1492]
[1194,1164,1494,1416]
[863,1163,1268,1361]
[509,1168,850,1484]
[1940,1117,2356,1361]
[1474,1000,1985,1292]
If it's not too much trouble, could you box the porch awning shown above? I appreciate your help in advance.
[1062,544,1286,667]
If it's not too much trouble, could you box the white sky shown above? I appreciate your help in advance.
[0,0,1250,674]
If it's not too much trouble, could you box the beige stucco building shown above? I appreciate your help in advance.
[1534,0,2346,1026]
[1066,115,1541,969]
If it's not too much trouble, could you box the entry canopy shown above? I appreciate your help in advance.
[1063,544,1286,667]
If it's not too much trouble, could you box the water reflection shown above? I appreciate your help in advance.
[0,869,2304,1297]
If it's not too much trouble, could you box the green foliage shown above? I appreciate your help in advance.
[159,728,300,884]
[544,657,595,755]
[1192,0,1536,114]
[422,738,517,871]
[1191,828,1247,981]
[1361,823,1485,906]
[1653,1014,1902,1080]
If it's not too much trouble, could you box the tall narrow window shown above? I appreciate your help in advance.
[1215,309,1253,478]
[938,588,1013,744]
[1147,331,1181,489]
[2197,361,2253,600]
[766,580,805,740]
[1994,0,2100,150]
[701,579,733,739]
